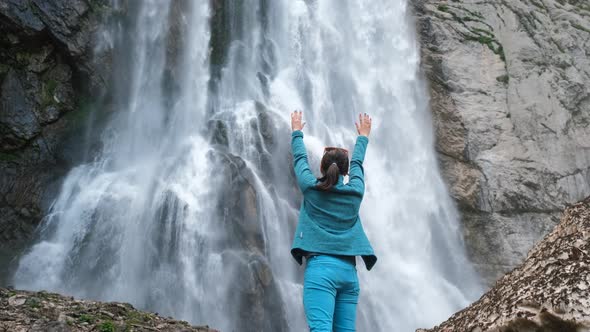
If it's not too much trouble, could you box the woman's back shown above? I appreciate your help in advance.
[303,177,363,232]
[289,127,376,270]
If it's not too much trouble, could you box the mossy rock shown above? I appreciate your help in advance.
[78,313,96,324]
[438,4,449,12]
[40,79,59,108]
[464,33,506,62]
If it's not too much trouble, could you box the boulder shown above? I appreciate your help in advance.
[417,197,590,332]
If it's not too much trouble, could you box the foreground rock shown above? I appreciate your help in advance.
[414,0,590,285]
[418,197,590,332]
[0,287,218,332]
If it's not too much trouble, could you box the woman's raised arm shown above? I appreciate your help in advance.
[348,113,372,194]
[291,111,317,192]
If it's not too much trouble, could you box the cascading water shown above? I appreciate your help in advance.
[13,0,482,331]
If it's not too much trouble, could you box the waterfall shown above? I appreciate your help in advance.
[13,1,481,331]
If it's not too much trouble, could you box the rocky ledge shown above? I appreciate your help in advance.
[418,197,590,332]
[0,287,217,332]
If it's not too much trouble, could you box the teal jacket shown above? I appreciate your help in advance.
[290,130,377,270]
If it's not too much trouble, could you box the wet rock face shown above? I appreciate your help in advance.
[414,0,590,285]
[417,197,590,332]
[209,150,289,332]
[0,70,40,149]
[0,0,110,285]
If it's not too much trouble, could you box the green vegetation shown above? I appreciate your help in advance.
[125,310,152,325]
[25,297,41,308]
[99,321,115,332]
[78,313,96,324]
[530,0,547,11]
[571,22,590,33]
[471,28,494,36]
[436,3,506,62]
[464,34,506,61]
[468,35,493,45]
[41,79,59,108]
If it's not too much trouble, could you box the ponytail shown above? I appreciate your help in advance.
[316,148,349,191]
[316,163,341,191]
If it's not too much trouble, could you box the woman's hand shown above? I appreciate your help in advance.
[355,113,372,137]
[291,110,306,131]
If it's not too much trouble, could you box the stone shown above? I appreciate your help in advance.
[0,287,218,331]
[0,0,45,35]
[418,197,590,332]
[8,295,26,306]
[0,69,40,150]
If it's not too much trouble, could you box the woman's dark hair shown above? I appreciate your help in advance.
[316,148,349,191]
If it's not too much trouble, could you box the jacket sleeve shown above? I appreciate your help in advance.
[291,130,317,192]
[348,135,369,195]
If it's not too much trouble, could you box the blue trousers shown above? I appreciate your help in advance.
[303,255,360,332]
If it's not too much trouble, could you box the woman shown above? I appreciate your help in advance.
[290,111,377,332]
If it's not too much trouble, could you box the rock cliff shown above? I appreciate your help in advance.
[417,197,590,332]
[415,0,590,285]
[0,0,111,284]
[0,287,218,332]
